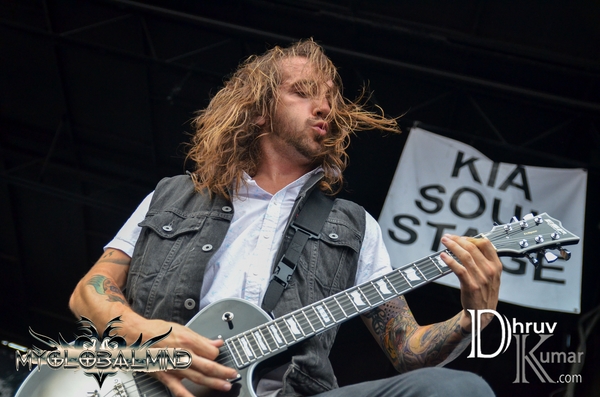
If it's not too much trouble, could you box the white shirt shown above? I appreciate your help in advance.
[106,170,393,311]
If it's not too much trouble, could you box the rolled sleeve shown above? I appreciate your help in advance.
[104,192,154,257]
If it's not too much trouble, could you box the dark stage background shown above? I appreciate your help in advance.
[1,1,599,396]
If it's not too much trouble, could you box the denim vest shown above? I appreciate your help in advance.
[125,174,366,396]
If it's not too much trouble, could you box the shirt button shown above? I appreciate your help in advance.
[162,225,173,232]
[222,206,232,213]
[184,298,196,310]
[202,244,213,252]
[329,233,339,240]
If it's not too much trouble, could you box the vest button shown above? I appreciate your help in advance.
[184,298,196,310]
[222,206,232,213]
[202,244,213,252]
[328,233,339,240]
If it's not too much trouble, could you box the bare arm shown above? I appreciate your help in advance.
[69,249,131,321]
[69,248,238,397]
[362,234,502,372]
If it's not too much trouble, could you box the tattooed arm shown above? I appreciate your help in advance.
[362,297,472,372]
[362,234,502,372]
[69,248,133,329]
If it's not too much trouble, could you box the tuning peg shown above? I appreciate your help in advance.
[544,251,558,263]
[526,254,539,267]
[558,247,572,261]
[523,213,534,221]
[511,216,519,223]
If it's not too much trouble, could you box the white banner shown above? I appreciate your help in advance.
[378,128,587,313]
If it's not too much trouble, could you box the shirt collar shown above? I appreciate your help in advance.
[237,167,323,199]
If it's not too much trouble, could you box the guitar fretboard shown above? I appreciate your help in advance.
[224,250,455,369]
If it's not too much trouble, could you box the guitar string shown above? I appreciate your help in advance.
[100,222,549,395]
[220,226,540,367]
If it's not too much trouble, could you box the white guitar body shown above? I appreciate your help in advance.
[16,299,276,397]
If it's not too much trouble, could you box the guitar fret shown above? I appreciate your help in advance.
[293,312,313,335]
[317,304,334,325]
[398,269,413,287]
[344,291,360,312]
[285,315,305,337]
[261,326,280,352]
[429,256,443,273]
[239,336,256,361]
[305,306,323,330]
[311,305,327,327]
[383,275,399,294]
[336,293,357,317]
[360,283,376,303]
[268,324,284,346]
[272,321,288,344]
[415,264,428,280]
[370,281,384,300]
[280,317,297,341]
[249,331,266,354]
[246,332,262,357]
[421,261,442,279]
[333,296,347,318]
[357,287,372,307]
[402,266,424,285]
[324,299,343,322]
[387,271,409,295]
[229,339,246,366]
[302,310,317,332]
[255,329,271,352]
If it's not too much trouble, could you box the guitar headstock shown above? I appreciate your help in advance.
[486,213,580,266]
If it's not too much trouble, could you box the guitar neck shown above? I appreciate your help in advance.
[224,211,582,369]
[224,249,455,369]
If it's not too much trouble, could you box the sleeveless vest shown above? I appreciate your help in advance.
[126,174,366,396]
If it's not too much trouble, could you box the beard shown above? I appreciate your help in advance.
[270,113,327,164]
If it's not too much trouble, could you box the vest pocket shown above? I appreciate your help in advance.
[127,210,207,317]
[141,210,207,238]
[297,220,361,297]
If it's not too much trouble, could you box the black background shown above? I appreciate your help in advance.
[1,1,599,396]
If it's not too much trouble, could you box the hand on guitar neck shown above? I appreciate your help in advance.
[439,234,502,331]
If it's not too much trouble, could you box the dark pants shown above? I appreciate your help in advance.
[312,367,495,397]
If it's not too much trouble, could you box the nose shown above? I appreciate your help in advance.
[313,95,331,118]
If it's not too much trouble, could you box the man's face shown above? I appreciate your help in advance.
[268,56,333,164]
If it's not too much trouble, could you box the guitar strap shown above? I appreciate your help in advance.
[262,186,334,313]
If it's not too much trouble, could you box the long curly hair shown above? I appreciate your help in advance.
[186,39,400,198]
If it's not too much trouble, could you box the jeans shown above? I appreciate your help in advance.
[312,367,495,397]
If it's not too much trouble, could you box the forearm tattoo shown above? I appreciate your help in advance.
[365,297,472,372]
[88,275,127,305]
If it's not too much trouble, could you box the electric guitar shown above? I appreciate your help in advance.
[15,213,580,397]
